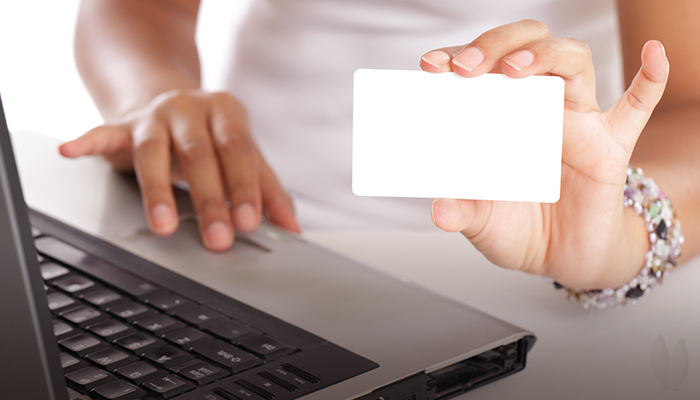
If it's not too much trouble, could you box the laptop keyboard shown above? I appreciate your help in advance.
[35,233,334,400]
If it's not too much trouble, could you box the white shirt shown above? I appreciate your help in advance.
[224,0,623,229]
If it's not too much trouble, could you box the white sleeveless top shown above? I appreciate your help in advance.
[224,0,622,229]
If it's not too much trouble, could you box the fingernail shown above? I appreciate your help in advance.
[453,47,484,72]
[151,204,176,234]
[421,51,452,68]
[503,50,534,71]
[234,203,258,232]
[205,221,233,250]
[58,141,78,157]
[431,199,440,228]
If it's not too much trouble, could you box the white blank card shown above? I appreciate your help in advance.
[352,69,564,203]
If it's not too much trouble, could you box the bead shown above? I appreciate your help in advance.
[556,166,681,310]
[656,219,667,239]
[649,232,657,243]
[648,203,660,218]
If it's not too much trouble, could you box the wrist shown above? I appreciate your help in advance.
[556,166,683,309]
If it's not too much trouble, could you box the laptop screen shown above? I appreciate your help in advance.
[0,95,68,399]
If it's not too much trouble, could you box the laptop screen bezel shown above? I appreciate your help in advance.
[0,94,68,400]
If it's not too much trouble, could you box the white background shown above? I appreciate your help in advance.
[0,0,251,142]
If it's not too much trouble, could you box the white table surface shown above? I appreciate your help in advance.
[14,131,700,399]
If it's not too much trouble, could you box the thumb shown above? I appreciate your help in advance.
[604,40,669,153]
[59,125,133,170]
[432,198,491,237]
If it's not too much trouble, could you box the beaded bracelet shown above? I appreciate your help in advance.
[554,166,684,309]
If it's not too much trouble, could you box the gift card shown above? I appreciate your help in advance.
[352,69,564,202]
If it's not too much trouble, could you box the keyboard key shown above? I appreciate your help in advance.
[35,237,159,297]
[133,314,185,335]
[222,383,269,400]
[89,319,134,341]
[91,380,148,400]
[257,371,297,392]
[67,387,89,400]
[144,292,188,312]
[143,345,194,369]
[40,262,69,280]
[115,361,167,385]
[270,366,314,389]
[280,364,320,383]
[53,319,75,339]
[60,305,106,327]
[239,335,294,360]
[163,327,211,349]
[54,275,96,294]
[142,375,194,399]
[202,318,259,343]
[235,380,275,400]
[191,340,262,373]
[171,360,229,386]
[108,301,156,321]
[47,291,76,311]
[66,366,116,392]
[87,348,138,371]
[81,288,123,307]
[60,352,88,373]
[171,303,223,328]
[116,332,165,355]
[59,333,107,356]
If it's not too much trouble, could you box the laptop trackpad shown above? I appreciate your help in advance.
[116,216,270,276]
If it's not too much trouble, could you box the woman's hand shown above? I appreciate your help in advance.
[420,20,669,289]
[59,89,300,252]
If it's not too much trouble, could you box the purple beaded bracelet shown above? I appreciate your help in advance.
[554,166,684,309]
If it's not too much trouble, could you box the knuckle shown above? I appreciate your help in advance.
[521,19,550,37]
[142,181,172,198]
[196,196,226,216]
[133,134,168,153]
[625,90,653,113]
[569,38,592,58]
[481,29,509,49]
[216,128,253,154]
[177,140,214,163]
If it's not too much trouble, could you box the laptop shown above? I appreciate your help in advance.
[0,93,535,400]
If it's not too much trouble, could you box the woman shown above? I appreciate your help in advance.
[60,0,700,306]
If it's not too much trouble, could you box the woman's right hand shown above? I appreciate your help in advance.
[59,89,300,252]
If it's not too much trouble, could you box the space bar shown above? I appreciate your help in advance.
[35,236,159,297]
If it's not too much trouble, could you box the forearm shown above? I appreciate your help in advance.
[629,102,700,264]
[75,0,201,121]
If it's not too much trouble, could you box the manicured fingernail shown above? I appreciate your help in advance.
[151,204,176,234]
[421,51,452,68]
[234,203,258,232]
[205,221,232,250]
[431,199,440,228]
[58,141,78,157]
[453,47,484,72]
[503,50,534,71]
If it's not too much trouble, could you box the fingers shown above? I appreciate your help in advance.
[59,125,133,171]
[259,159,301,233]
[64,90,300,250]
[421,19,550,74]
[209,95,262,232]
[132,120,179,237]
[604,40,669,152]
[500,38,598,110]
[169,99,234,252]
[420,19,599,111]
[431,198,491,238]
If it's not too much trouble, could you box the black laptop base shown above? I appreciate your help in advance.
[31,209,379,400]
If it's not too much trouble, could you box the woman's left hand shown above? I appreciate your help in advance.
[419,19,669,289]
